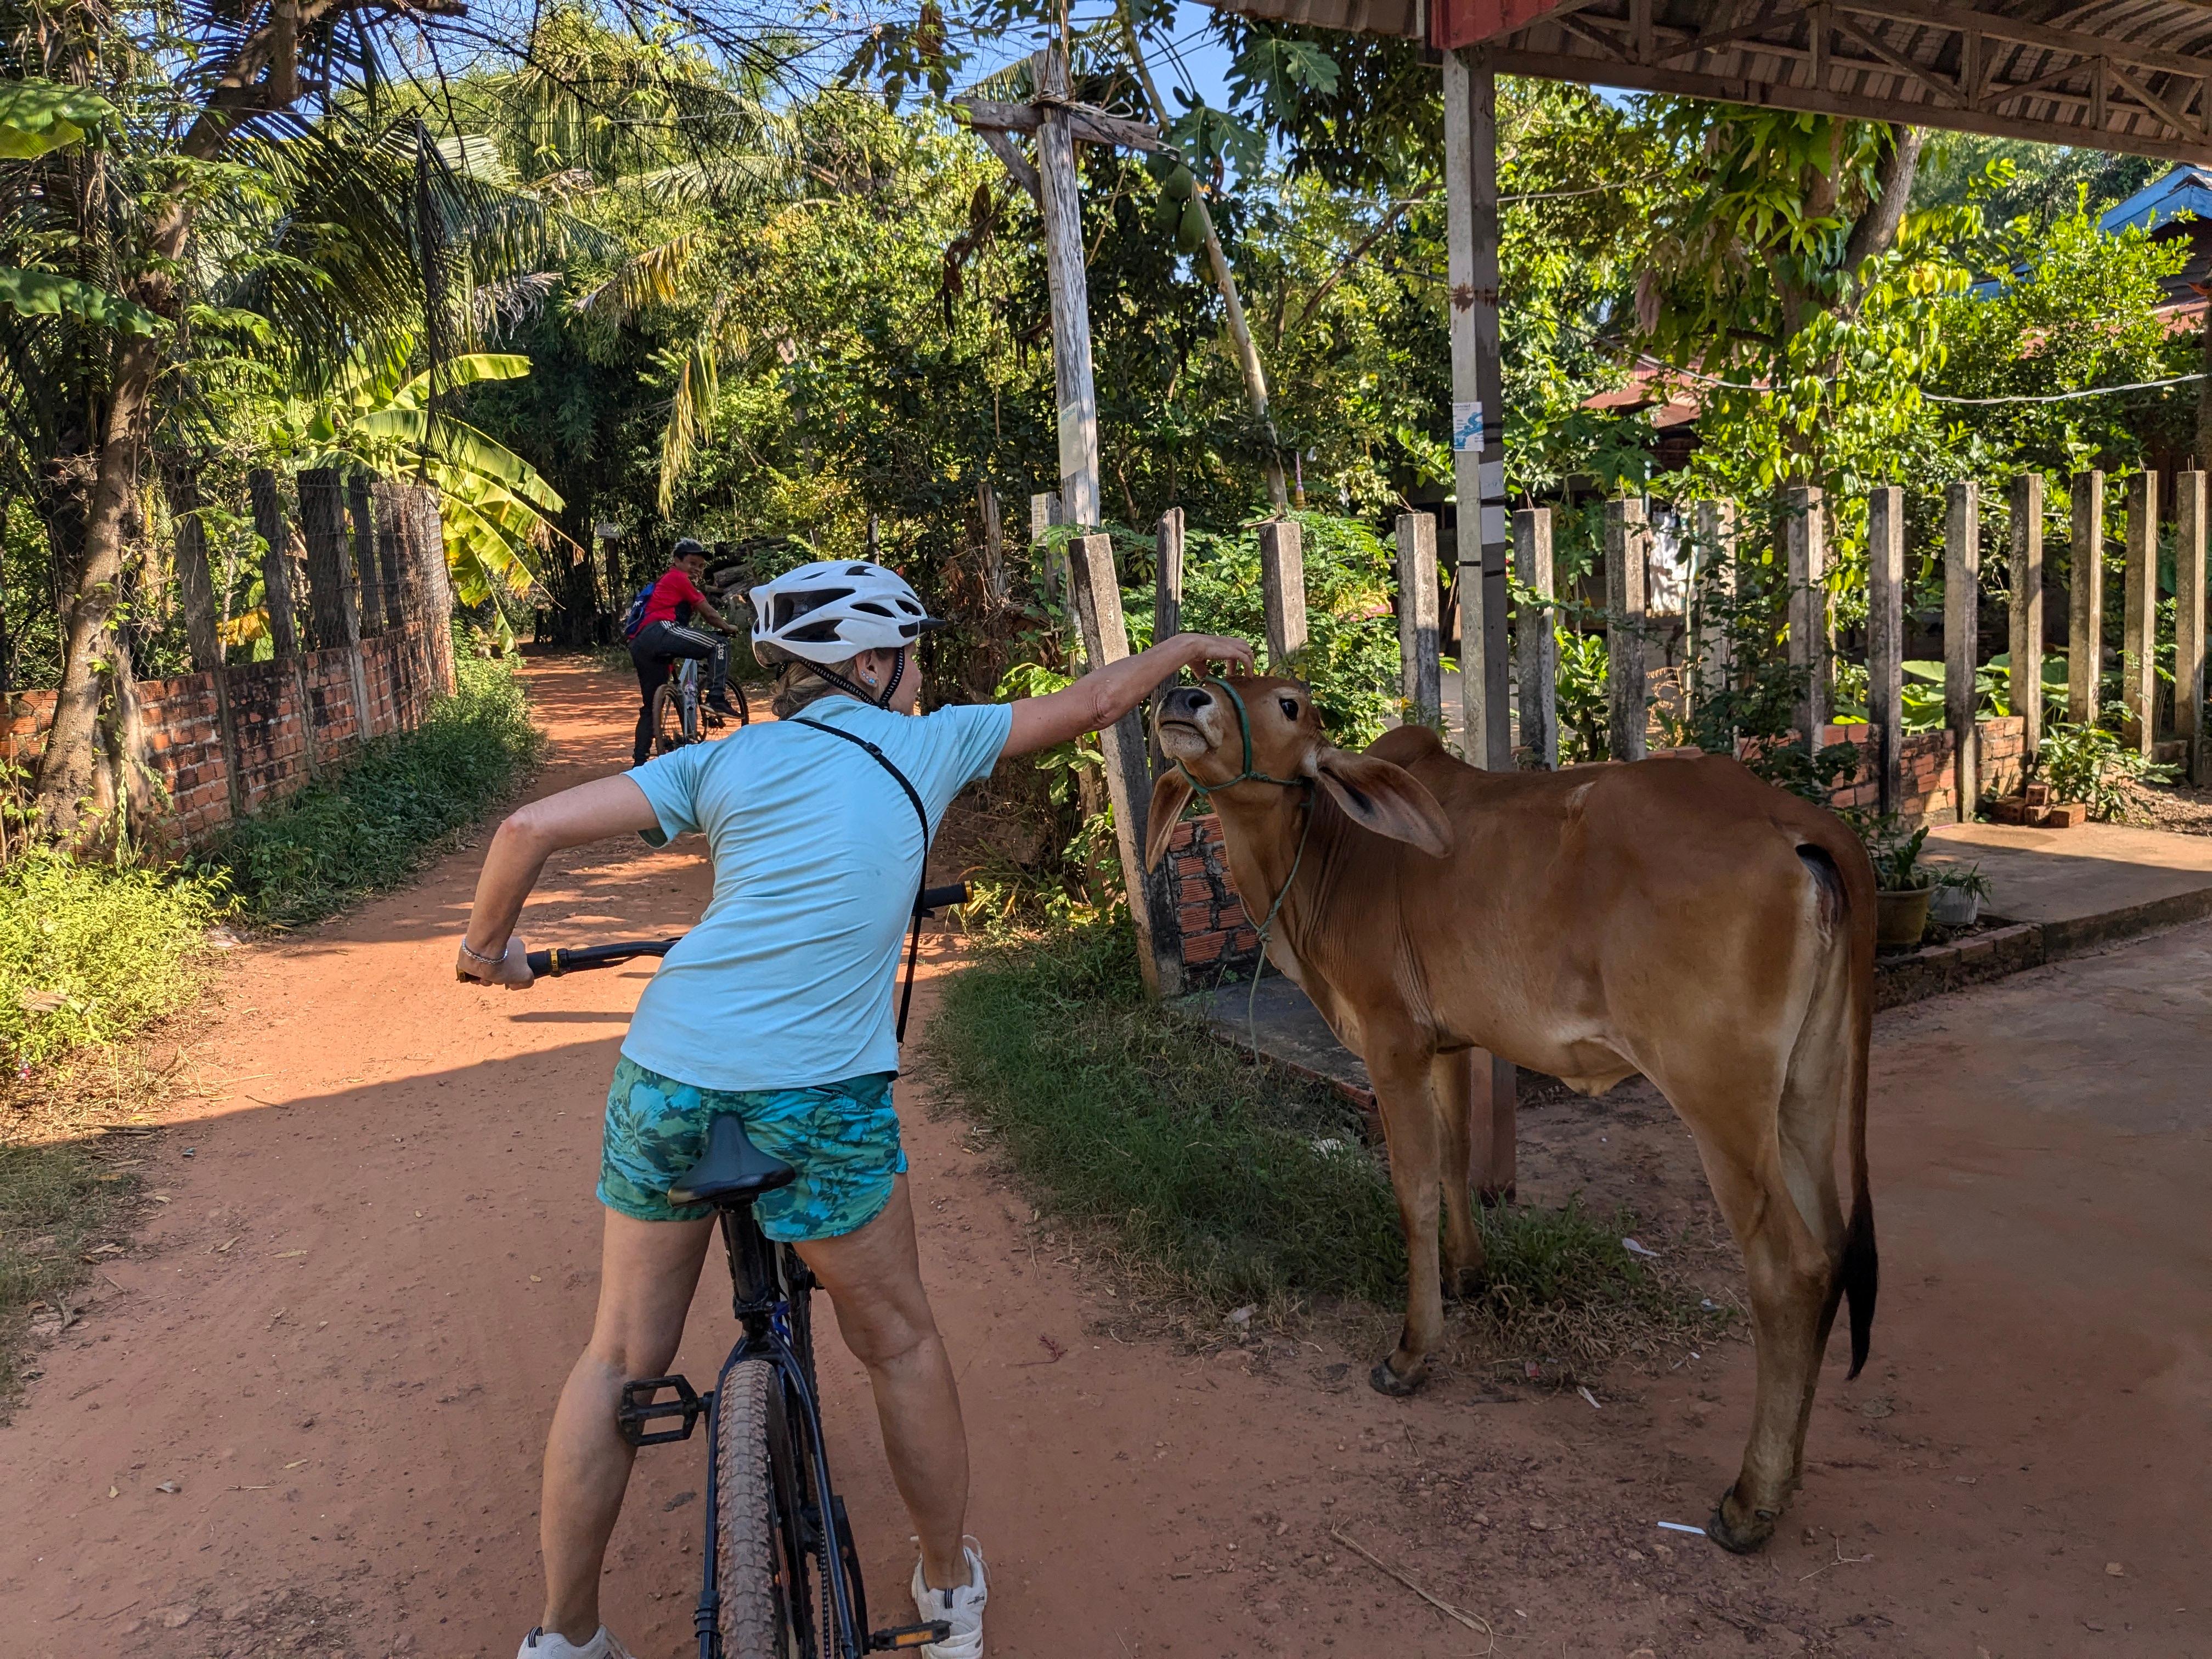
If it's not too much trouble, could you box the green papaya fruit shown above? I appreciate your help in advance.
[1163,163,1196,201]
[1176,196,1208,252]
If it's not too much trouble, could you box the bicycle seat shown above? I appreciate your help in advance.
[668,1114,797,1207]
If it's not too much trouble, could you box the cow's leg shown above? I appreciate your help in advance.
[1696,1136,1835,1554]
[1366,1042,1447,1397]
[1431,1049,1485,1299]
[1775,989,1853,1491]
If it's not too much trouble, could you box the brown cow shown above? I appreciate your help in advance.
[1147,676,1876,1554]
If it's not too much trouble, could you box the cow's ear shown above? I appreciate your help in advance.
[1312,747,1451,857]
[1145,766,1197,870]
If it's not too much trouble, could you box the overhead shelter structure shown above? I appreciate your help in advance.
[1201,0,2212,772]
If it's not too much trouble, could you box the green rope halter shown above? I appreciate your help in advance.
[1164,675,1316,1054]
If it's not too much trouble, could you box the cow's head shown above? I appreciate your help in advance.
[1146,675,1450,870]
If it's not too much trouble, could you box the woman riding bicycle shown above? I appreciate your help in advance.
[456,557,1254,1659]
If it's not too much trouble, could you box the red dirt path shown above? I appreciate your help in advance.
[2,657,2206,1657]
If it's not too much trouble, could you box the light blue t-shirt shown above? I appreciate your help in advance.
[620,695,1013,1092]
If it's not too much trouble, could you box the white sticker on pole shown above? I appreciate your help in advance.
[1452,401,1484,454]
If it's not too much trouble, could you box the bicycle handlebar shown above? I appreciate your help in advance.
[512,883,971,979]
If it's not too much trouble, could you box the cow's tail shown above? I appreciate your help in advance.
[1798,839,1878,1379]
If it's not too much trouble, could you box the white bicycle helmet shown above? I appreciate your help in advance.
[749,560,943,664]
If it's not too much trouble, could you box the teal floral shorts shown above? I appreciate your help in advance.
[597,1056,906,1242]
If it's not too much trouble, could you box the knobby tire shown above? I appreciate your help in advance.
[713,1358,802,1657]
[653,684,686,755]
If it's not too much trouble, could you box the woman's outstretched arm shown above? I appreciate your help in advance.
[1005,632,1255,758]
[454,775,661,988]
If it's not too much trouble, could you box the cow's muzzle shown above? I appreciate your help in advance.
[1153,685,1221,759]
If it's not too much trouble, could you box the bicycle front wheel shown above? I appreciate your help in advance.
[714,1358,809,1657]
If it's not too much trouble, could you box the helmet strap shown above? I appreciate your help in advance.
[804,647,905,711]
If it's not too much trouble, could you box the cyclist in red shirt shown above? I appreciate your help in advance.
[629,539,738,763]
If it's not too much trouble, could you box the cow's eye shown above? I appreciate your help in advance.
[1278,697,1300,719]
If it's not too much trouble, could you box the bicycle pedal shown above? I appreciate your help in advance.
[868,1623,951,1651]
[617,1375,710,1447]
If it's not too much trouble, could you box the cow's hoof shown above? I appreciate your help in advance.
[1369,1359,1427,1397]
[1704,1492,1778,1555]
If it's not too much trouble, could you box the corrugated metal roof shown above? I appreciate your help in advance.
[2101,164,2212,232]
[1194,0,2212,163]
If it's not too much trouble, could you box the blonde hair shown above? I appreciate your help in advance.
[758,644,864,721]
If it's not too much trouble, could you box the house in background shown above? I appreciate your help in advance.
[2100,164,2212,323]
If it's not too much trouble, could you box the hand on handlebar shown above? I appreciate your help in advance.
[455,934,536,990]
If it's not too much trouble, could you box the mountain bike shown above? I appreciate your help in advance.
[654,652,751,754]
[516,883,967,1658]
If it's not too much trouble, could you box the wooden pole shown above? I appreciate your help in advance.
[249,468,299,658]
[1036,48,1101,532]
[2068,471,2104,725]
[1691,500,1735,730]
[1511,506,1556,766]
[978,479,1007,607]
[2122,470,2159,755]
[1396,511,1443,731]
[297,469,361,653]
[1154,507,1184,646]
[1259,519,1307,669]
[1604,496,1649,763]
[1946,481,1980,819]
[168,476,224,674]
[2178,469,2208,785]
[1029,490,1065,604]
[1070,532,1183,996]
[2010,473,2045,757]
[1785,484,1828,753]
[1867,486,1906,818]
[1443,47,1510,770]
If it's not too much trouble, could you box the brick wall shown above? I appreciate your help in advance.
[0,619,452,851]
[1170,713,2033,977]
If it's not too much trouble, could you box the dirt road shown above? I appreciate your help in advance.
[3,657,2207,1657]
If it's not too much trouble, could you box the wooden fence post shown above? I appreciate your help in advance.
[1260,518,1307,669]
[249,467,299,658]
[372,478,408,636]
[300,467,371,752]
[1604,496,1648,763]
[1029,489,1066,609]
[1867,486,1906,819]
[1396,511,1443,731]
[2010,473,2044,759]
[1036,48,1102,531]
[978,479,1007,607]
[1070,532,1183,996]
[2179,469,2208,785]
[1690,500,1735,729]
[348,475,383,635]
[2069,471,2104,725]
[2122,470,2159,756]
[1512,506,1556,766]
[1785,484,1828,754]
[1151,507,1186,774]
[1946,481,1980,819]
[409,486,456,692]
[168,477,224,674]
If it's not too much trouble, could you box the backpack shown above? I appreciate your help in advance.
[619,580,657,642]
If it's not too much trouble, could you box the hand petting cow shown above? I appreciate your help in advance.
[1148,675,1877,1555]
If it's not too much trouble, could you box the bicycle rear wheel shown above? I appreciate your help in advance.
[714,1358,811,1656]
[652,684,685,754]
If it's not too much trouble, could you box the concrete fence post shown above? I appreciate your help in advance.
[2122,470,2159,756]
[2068,470,2105,726]
[372,478,409,637]
[349,475,384,636]
[2179,470,2208,785]
[1396,511,1443,732]
[300,467,371,754]
[1151,507,1186,776]
[1946,481,1981,820]
[249,468,300,659]
[1259,518,1307,670]
[1603,496,1649,763]
[1511,506,1556,767]
[1069,532,1183,997]
[2009,473,2045,759]
[1690,499,1735,730]
[1785,484,1828,753]
[1867,486,1906,818]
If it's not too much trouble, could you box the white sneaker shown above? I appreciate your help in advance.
[516,1626,633,1659]
[910,1537,988,1658]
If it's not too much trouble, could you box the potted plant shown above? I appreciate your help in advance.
[1928,862,1990,928]
[1866,820,1936,947]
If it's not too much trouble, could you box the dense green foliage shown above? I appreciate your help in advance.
[204,654,542,927]
[0,854,227,1070]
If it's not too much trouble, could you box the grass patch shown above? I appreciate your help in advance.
[0,853,229,1074]
[204,652,543,927]
[926,917,1726,1369]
